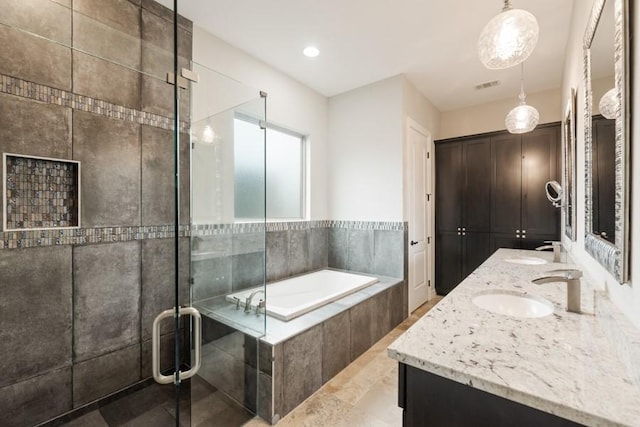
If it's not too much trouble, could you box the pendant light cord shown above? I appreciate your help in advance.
[518,62,527,105]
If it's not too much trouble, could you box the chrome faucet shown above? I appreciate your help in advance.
[532,269,582,313]
[245,289,265,313]
[535,241,562,262]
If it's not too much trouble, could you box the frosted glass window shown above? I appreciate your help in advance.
[234,118,266,220]
[234,117,305,220]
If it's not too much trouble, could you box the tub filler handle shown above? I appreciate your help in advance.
[151,306,202,385]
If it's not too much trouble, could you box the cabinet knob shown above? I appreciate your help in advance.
[462,227,466,231]
[516,234,520,238]
[457,227,461,231]
[462,232,466,236]
[516,230,520,233]
[522,230,526,234]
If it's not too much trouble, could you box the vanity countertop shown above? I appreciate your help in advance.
[388,248,640,426]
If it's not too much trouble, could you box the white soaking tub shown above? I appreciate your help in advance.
[226,269,378,321]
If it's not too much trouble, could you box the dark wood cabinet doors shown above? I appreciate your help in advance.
[435,124,560,295]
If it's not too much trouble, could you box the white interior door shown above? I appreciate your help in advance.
[407,119,433,313]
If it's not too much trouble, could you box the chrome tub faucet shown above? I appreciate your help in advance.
[245,289,266,314]
[536,240,562,262]
[532,269,582,313]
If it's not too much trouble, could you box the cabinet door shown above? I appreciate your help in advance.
[435,231,462,295]
[491,134,522,235]
[491,233,522,252]
[520,234,558,251]
[462,232,492,279]
[522,126,560,237]
[462,138,491,232]
[435,142,462,232]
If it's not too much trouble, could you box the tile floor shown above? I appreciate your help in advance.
[59,296,441,427]
[244,296,443,427]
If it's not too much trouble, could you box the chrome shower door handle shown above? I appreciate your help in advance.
[152,306,202,385]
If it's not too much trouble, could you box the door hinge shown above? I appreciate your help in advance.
[426,193,431,202]
[427,236,431,244]
[190,277,195,285]
[166,72,189,89]
[427,152,430,159]
[428,279,431,287]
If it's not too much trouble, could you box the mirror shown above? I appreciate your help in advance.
[562,89,577,241]
[545,181,563,207]
[583,0,631,283]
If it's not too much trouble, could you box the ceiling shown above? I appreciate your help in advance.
[162,0,575,112]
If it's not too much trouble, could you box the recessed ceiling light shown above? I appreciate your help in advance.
[303,46,320,58]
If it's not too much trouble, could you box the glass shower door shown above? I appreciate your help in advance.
[187,60,268,424]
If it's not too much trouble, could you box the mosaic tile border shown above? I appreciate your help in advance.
[0,74,189,133]
[0,225,190,249]
[1,221,407,249]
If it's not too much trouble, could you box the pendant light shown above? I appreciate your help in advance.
[598,88,619,119]
[478,0,539,70]
[505,64,539,134]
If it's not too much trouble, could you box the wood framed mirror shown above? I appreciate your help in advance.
[563,88,577,241]
[583,0,631,283]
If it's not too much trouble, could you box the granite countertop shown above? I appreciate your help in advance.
[388,248,640,427]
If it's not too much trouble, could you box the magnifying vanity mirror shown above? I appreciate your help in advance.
[583,0,631,283]
[545,181,563,208]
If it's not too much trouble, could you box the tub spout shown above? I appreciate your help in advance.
[245,289,265,313]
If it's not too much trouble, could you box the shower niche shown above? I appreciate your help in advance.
[3,153,80,231]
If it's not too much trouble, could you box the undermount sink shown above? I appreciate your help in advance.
[472,290,554,318]
[504,256,548,265]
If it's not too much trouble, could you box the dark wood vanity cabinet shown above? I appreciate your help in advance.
[435,124,560,294]
[398,364,585,427]
[435,137,492,295]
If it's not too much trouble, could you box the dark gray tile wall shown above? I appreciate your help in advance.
[73,111,141,227]
[0,368,72,427]
[269,281,407,421]
[0,0,195,425]
[282,324,323,415]
[72,344,141,407]
[73,242,141,361]
[322,310,351,383]
[328,227,405,278]
[141,238,190,340]
[0,246,72,387]
[1,0,72,44]
[0,25,72,90]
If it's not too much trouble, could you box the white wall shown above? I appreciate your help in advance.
[560,1,640,329]
[438,88,562,140]
[327,76,405,221]
[192,27,329,220]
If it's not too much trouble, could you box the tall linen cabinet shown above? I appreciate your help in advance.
[435,124,560,295]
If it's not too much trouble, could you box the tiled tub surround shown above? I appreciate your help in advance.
[196,274,406,424]
[192,220,408,424]
[191,220,407,303]
[0,0,194,426]
[388,249,640,426]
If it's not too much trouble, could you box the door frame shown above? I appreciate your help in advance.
[405,117,435,311]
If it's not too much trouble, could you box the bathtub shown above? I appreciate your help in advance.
[226,269,378,321]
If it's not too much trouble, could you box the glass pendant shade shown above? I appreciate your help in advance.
[478,2,539,70]
[598,88,618,119]
[505,104,539,134]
